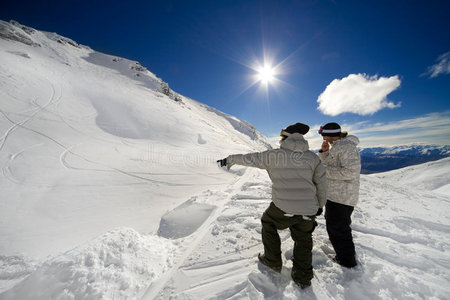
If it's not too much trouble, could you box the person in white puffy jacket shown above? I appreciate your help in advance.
[217,123,327,288]
[318,122,361,268]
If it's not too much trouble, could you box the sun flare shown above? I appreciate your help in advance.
[257,65,274,83]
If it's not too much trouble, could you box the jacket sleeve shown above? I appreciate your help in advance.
[313,157,327,208]
[317,150,329,161]
[227,150,270,170]
[325,146,361,180]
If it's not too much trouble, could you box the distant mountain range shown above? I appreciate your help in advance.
[360,144,450,174]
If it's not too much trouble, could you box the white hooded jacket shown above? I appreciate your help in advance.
[226,133,327,215]
[318,135,361,207]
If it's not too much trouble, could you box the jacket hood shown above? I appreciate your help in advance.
[336,135,360,146]
[280,133,309,152]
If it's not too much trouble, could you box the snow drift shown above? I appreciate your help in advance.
[2,228,175,299]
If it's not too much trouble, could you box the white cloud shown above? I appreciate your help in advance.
[303,111,450,149]
[423,52,450,78]
[317,73,401,116]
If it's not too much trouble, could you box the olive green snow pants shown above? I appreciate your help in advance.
[261,202,317,284]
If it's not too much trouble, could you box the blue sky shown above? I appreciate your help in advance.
[2,0,450,147]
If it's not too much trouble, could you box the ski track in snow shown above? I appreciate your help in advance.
[0,80,58,152]
[2,143,44,184]
[2,101,224,188]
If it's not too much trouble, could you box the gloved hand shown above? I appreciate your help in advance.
[217,158,227,167]
[316,208,323,216]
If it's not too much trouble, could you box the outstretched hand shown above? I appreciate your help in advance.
[217,158,227,167]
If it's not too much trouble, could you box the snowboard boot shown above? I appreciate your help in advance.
[291,268,312,289]
[295,281,311,289]
[258,253,282,273]
[332,255,357,268]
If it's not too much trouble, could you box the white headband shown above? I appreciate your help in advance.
[321,129,341,133]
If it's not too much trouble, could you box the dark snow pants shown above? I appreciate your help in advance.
[261,202,317,285]
[325,200,357,267]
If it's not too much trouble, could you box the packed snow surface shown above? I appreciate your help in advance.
[1,20,450,299]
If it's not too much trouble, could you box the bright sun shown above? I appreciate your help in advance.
[257,65,274,83]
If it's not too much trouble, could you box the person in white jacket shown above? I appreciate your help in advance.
[217,123,327,288]
[318,122,361,268]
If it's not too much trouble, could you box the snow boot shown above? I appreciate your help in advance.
[291,268,312,289]
[258,253,282,273]
[332,255,357,268]
[295,281,311,289]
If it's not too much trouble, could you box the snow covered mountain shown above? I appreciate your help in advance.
[361,144,450,156]
[360,144,450,173]
[1,20,449,299]
[0,19,270,294]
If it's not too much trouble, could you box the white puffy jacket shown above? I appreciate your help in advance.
[227,133,327,215]
[318,135,361,207]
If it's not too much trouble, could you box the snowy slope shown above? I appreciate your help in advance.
[370,157,450,195]
[0,19,270,295]
[3,160,449,299]
[142,160,450,300]
[1,20,450,300]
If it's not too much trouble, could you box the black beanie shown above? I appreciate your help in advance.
[282,123,310,135]
[319,122,341,137]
